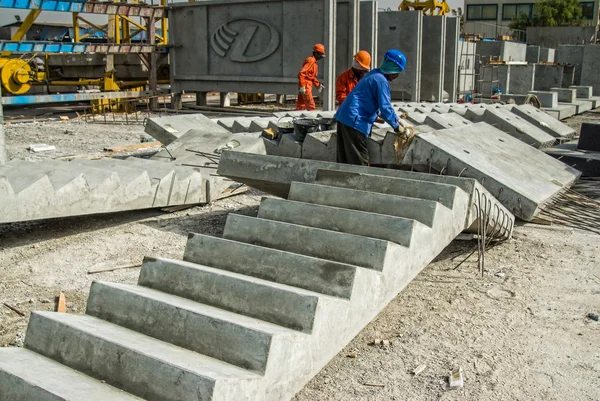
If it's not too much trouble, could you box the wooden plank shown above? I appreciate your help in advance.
[56,292,67,313]
[104,141,163,153]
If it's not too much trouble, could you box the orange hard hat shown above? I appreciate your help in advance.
[313,43,326,55]
[354,50,371,70]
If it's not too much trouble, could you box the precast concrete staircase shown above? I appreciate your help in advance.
[0,157,207,223]
[0,154,514,401]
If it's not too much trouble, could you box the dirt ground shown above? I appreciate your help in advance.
[1,109,599,400]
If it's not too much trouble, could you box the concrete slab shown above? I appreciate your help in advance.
[379,11,422,101]
[571,100,593,114]
[145,114,231,145]
[401,122,581,220]
[508,64,535,95]
[336,0,360,78]
[557,45,584,84]
[509,104,576,140]
[534,64,563,91]
[542,104,577,120]
[580,45,600,96]
[424,113,472,130]
[529,91,558,108]
[479,107,557,148]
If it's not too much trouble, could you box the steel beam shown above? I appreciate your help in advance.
[0,41,163,53]
[0,0,165,17]
[1,90,167,105]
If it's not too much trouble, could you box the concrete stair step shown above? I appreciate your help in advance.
[258,197,419,247]
[184,233,357,298]
[124,156,198,181]
[37,159,120,191]
[138,257,322,333]
[87,281,298,373]
[223,214,397,271]
[25,312,261,401]
[288,182,442,227]
[7,160,88,193]
[0,164,51,195]
[0,347,143,401]
[314,169,459,209]
[0,176,14,197]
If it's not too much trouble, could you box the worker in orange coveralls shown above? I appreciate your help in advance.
[335,50,371,105]
[296,43,326,111]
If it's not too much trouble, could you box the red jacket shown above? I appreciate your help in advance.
[335,68,359,104]
[298,56,320,88]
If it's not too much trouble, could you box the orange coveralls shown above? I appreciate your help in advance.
[296,56,320,111]
[335,68,359,105]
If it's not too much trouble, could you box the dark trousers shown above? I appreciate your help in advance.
[336,122,369,165]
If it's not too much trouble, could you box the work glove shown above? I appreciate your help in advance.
[394,124,406,135]
[318,85,325,93]
[298,87,306,95]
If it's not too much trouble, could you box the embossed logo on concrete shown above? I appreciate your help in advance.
[211,18,280,63]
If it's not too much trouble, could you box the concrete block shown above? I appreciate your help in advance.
[509,104,576,140]
[508,64,535,94]
[258,197,417,247]
[0,348,142,401]
[169,0,340,110]
[184,233,357,298]
[145,113,230,145]
[571,100,593,114]
[557,45,584,84]
[551,87,576,103]
[302,131,336,161]
[479,41,526,62]
[529,91,558,108]
[578,122,600,151]
[25,312,260,401]
[580,45,600,96]
[278,134,303,158]
[562,65,576,87]
[379,11,422,101]
[526,46,540,63]
[480,107,557,148]
[444,16,459,102]
[360,1,378,66]
[539,48,555,62]
[401,122,581,220]
[534,64,564,91]
[544,142,600,177]
[570,85,593,98]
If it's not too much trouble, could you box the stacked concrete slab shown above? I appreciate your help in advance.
[0,153,513,401]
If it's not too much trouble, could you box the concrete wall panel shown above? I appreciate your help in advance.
[534,64,564,91]
[169,0,345,110]
[444,16,459,102]
[508,64,535,95]
[378,10,422,101]
[556,45,584,85]
[527,26,595,48]
[359,1,378,67]
[336,0,359,78]
[580,45,600,96]
[526,46,540,64]
[421,16,446,102]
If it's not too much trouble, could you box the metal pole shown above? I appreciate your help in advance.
[593,0,599,43]
[148,13,159,110]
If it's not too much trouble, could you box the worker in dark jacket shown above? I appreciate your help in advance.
[296,44,326,111]
[334,49,407,165]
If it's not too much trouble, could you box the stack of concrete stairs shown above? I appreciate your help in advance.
[0,154,513,401]
[0,157,206,223]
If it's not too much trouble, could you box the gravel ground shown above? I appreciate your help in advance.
[1,108,599,400]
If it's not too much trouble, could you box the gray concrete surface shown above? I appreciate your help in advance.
[551,87,576,103]
[527,26,595,48]
[508,64,535,95]
[336,0,360,78]
[444,16,459,102]
[557,45,584,84]
[401,122,581,220]
[529,91,558,108]
[420,15,446,102]
[144,114,230,145]
[509,104,576,140]
[526,46,540,64]
[302,131,336,161]
[360,1,378,67]
[379,11,422,101]
[168,0,340,110]
[570,85,593,98]
[539,48,555,63]
[534,65,564,91]
[580,45,600,96]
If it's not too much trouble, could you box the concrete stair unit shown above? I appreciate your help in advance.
[0,155,514,400]
[0,157,207,223]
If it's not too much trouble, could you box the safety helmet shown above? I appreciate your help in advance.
[313,43,326,55]
[383,49,407,72]
[353,50,371,70]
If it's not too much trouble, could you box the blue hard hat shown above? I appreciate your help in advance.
[382,49,407,72]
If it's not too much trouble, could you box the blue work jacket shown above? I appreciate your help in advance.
[334,68,399,137]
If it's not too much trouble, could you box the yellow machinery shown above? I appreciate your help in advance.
[0,58,34,95]
[398,0,450,15]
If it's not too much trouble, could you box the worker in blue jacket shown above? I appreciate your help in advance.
[334,49,407,165]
